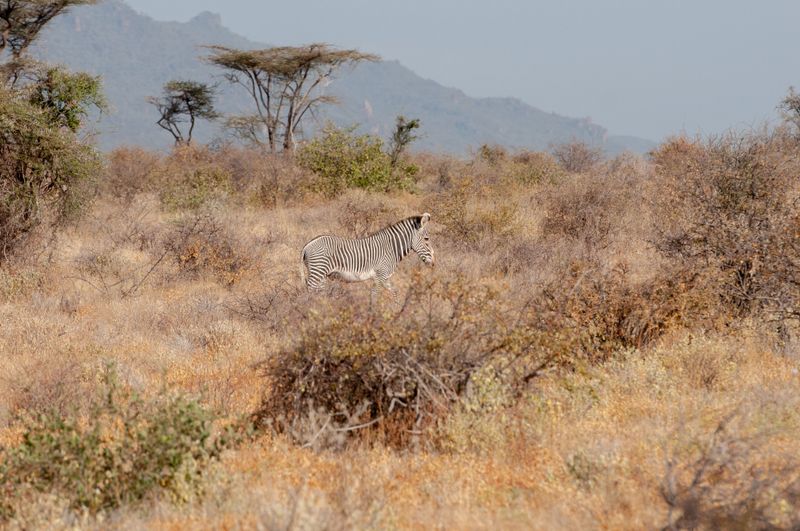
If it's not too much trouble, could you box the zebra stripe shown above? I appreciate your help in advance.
[300,213,434,295]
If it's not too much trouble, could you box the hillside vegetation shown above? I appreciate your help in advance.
[1,122,799,528]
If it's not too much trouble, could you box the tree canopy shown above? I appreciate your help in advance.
[0,0,96,58]
[388,115,421,167]
[206,43,378,151]
[28,65,105,131]
[0,0,101,258]
[148,80,218,145]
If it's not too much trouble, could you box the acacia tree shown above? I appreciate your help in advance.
[0,0,102,258]
[779,87,800,136]
[388,115,420,167]
[1,0,96,82]
[206,44,378,152]
[148,80,218,145]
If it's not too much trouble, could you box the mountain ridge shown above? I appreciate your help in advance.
[34,0,655,154]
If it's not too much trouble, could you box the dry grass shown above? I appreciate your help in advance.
[1,138,800,529]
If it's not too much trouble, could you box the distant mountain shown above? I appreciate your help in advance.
[35,0,655,154]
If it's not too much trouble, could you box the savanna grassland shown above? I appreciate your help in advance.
[1,127,800,530]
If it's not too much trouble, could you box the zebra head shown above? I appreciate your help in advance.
[411,213,434,266]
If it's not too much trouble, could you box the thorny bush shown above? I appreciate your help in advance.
[166,213,253,286]
[551,140,603,173]
[538,262,720,362]
[662,409,800,530]
[256,273,578,448]
[653,131,800,326]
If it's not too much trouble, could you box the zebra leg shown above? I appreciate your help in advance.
[305,260,331,292]
[373,273,399,307]
[383,279,399,306]
[370,279,383,309]
[310,276,328,292]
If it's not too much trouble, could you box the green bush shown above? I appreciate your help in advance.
[27,66,106,133]
[0,367,237,519]
[0,87,100,258]
[298,125,414,197]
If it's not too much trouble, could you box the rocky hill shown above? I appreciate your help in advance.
[35,0,655,154]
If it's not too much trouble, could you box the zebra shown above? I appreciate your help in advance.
[300,213,434,299]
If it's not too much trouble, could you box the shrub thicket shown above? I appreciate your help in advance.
[475,144,563,186]
[298,125,416,197]
[662,412,800,530]
[167,212,253,286]
[552,140,603,173]
[156,146,233,210]
[653,132,800,325]
[431,177,520,252]
[0,367,237,520]
[0,88,100,258]
[538,262,719,362]
[256,274,576,448]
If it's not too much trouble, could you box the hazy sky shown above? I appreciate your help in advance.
[124,0,800,141]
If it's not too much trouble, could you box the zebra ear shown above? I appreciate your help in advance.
[420,213,431,227]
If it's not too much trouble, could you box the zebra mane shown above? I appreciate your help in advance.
[409,215,424,230]
[367,216,423,238]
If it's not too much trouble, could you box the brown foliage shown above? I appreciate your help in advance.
[335,190,399,238]
[431,177,520,252]
[552,140,603,173]
[539,262,718,361]
[103,147,161,199]
[166,213,254,286]
[105,145,309,207]
[662,411,800,530]
[256,274,572,448]
[653,132,800,323]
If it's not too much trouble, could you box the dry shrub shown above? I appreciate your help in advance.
[76,208,255,296]
[660,335,740,392]
[75,246,144,297]
[104,145,310,208]
[653,131,800,324]
[0,267,43,302]
[256,273,574,449]
[552,140,603,173]
[538,168,642,261]
[104,147,161,198]
[540,175,615,251]
[539,262,718,361]
[3,355,94,421]
[205,145,311,207]
[72,201,168,298]
[477,144,508,166]
[432,177,521,252]
[473,145,563,187]
[166,213,253,286]
[662,410,800,530]
[144,146,233,211]
[509,150,564,185]
[407,151,464,191]
[335,190,400,238]
[604,151,651,178]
